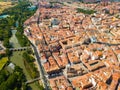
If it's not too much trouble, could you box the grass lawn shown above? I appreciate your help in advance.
[0,57,8,70]
[10,51,40,90]
[10,51,31,80]
[28,81,41,90]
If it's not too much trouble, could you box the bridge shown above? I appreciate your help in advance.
[9,47,31,51]
[25,77,41,84]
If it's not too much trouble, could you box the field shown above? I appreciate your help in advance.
[0,57,8,70]
[0,2,15,14]
[10,51,40,90]
[10,51,31,80]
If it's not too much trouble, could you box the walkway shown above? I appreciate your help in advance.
[25,77,41,84]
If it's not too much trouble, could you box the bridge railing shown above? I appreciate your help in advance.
[9,46,31,51]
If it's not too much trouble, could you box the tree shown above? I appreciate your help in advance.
[0,82,8,90]
[22,83,27,90]
[26,48,33,54]
[23,52,35,62]
[6,48,12,56]
[0,73,17,90]
[3,38,10,48]
[6,73,18,89]
[0,70,9,85]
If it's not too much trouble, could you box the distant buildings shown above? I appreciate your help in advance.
[84,0,97,3]
[83,0,113,3]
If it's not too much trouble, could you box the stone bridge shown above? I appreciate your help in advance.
[9,47,31,51]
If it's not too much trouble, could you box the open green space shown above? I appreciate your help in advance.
[23,51,39,79]
[0,65,27,90]
[77,8,96,14]
[10,51,31,80]
[0,57,8,70]
[0,0,42,90]
[28,81,44,90]
[10,51,41,90]
[9,21,41,90]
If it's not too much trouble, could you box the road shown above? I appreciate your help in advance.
[31,43,50,90]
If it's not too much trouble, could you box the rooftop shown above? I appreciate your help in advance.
[24,1,120,89]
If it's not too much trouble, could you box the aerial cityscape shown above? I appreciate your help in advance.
[0,0,120,90]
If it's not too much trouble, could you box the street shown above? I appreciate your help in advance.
[31,43,50,90]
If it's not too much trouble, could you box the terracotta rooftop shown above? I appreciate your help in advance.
[24,1,120,89]
[49,75,73,90]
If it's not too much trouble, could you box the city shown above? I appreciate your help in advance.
[0,0,120,90]
[24,1,120,90]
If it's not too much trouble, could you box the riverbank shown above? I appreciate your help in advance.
[9,28,42,90]
[0,1,43,89]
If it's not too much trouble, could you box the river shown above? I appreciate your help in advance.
[0,14,9,19]
[9,30,20,48]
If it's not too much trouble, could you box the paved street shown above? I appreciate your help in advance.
[31,43,50,90]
